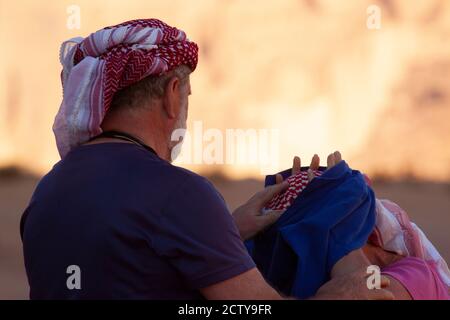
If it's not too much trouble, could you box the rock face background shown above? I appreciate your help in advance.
[0,0,449,299]
[0,0,449,180]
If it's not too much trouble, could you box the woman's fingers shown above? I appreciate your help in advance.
[292,156,301,175]
[327,151,343,169]
[307,169,315,182]
[307,154,320,182]
[290,152,342,182]
[334,151,342,163]
[327,153,335,169]
[310,154,320,170]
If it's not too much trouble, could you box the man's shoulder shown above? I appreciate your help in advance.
[168,165,216,192]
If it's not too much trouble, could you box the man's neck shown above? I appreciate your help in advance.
[97,124,171,162]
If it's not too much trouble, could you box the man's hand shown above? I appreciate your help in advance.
[313,268,394,300]
[201,266,394,300]
[232,180,288,240]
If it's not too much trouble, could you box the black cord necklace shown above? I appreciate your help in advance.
[88,130,158,156]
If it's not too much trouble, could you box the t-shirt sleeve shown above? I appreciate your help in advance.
[381,257,450,300]
[153,174,256,289]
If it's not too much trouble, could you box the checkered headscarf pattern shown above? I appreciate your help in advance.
[53,19,198,158]
[266,170,323,210]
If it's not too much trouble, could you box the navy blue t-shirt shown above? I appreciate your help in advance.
[20,143,255,299]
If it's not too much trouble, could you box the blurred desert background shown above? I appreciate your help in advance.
[0,0,449,299]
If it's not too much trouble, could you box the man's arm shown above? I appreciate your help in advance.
[200,266,394,300]
[200,268,283,300]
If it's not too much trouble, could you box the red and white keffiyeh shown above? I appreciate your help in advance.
[53,19,198,158]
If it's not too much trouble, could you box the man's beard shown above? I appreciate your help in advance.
[169,107,187,162]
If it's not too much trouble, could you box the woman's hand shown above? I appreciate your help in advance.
[276,151,343,183]
[232,151,343,240]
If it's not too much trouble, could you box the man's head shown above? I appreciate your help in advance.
[54,19,198,159]
[102,64,192,162]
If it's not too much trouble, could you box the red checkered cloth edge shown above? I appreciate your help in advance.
[266,170,323,210]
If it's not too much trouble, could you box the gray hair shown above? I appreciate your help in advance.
[110,64,191,111]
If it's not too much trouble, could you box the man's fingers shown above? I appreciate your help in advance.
[380,275,390,288]
[369,288,395,300]
[255,181,289,208]
[365,274,393,300]
[292,156,301,175]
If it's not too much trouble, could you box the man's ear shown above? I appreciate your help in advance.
[162,76,180,119]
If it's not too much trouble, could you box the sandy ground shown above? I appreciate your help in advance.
[1,170,449,299]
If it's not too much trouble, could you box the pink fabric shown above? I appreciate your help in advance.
[382,256,450,300]
[369,199,424,259]
[53,19,198,158]
[368,198,450,288]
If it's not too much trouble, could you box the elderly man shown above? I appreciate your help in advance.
[20,19,392,300]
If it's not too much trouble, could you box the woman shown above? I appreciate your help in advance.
[256,152,450,300]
